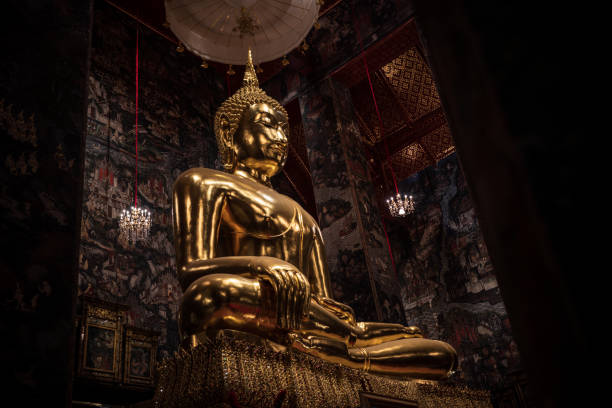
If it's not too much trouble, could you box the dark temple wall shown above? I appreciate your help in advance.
[78,1,225,359]
[299,79,377,322]
[412,2,593,406]
[1,0,93,405]
[387,153,521,390]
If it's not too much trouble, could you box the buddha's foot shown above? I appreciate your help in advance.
[351,322,425,348]
[290,334,356,368]
[291,334,458,380]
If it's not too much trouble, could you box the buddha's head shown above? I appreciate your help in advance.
[214,50,289,178]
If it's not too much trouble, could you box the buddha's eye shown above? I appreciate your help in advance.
[260,115,276,128]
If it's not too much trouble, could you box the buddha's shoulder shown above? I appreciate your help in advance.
[173,168,235,188]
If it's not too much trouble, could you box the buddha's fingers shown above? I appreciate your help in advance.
[285,269,298,329]
[296,271,311,325]
[276,269,290,329]
[281,269,297,329]
[291,270,302,329]
[256,268,282,327]
[258,273,278,303]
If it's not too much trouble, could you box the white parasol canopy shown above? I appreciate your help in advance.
[165,0,320,65]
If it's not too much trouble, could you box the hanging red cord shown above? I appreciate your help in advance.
[135,26,139,207]
[352,14,402,283]
[353,18,399,195]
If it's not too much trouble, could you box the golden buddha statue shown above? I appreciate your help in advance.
[172,50,457,380]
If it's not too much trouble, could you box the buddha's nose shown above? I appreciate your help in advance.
[275,127,287,144]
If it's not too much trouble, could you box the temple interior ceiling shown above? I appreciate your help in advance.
[104,1,455,201]
[347,31,455,183]
[381,47,441,122]
[391,124,454,179]
[104,0,341,85]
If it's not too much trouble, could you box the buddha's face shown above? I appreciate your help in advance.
[232,103,288,177]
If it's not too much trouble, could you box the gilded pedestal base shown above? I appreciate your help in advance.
[153,332,491,408]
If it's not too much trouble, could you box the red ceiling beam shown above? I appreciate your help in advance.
[331,18,419,88]
[372,106,446,160]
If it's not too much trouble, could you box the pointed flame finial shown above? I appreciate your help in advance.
[242,48,259,88]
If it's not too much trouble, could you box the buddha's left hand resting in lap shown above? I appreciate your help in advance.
[172,51,457,379]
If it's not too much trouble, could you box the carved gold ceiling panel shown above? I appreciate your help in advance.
[419,123,455,162]
[390,143,430,181]
[346,23,455,182]
[381,47,440,122]
[389,124,456,181]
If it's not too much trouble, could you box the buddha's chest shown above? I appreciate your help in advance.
[221,187,311,242]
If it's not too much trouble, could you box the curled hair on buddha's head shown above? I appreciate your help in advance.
[214,49,288,170]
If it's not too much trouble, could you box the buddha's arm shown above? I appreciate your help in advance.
[179,256,310,330]
[173,168,225,289]
[173,170,310,329]
[307,225,332,298]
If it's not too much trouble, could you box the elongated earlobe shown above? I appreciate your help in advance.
[219,114,235,170]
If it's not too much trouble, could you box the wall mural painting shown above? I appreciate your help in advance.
[300,80,379,323]
[300,79,406,325]
[387,153,522,390]
[334,83,406,325]
[78,1,225,360]
[318,198,353,229]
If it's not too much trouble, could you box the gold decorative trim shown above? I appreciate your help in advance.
[77,297,128,383]
[123,325,159,386]
[153,332,492,408]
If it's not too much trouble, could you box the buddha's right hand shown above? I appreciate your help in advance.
[314,295,356,325]
[251,261,311,330]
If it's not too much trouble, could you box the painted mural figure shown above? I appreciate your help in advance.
[172,51,458,379]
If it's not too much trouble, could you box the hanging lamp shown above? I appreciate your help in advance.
[119,26,152,245]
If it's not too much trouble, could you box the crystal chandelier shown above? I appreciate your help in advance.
[119,26,151,245]
[386,193,415,217]
[120,206,151,242]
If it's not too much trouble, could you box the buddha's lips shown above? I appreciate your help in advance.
[268,142,287,151]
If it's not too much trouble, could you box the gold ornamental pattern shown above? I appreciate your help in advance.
[391,124,455,180]
[381,47,441,123]
[153,332,492,408]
